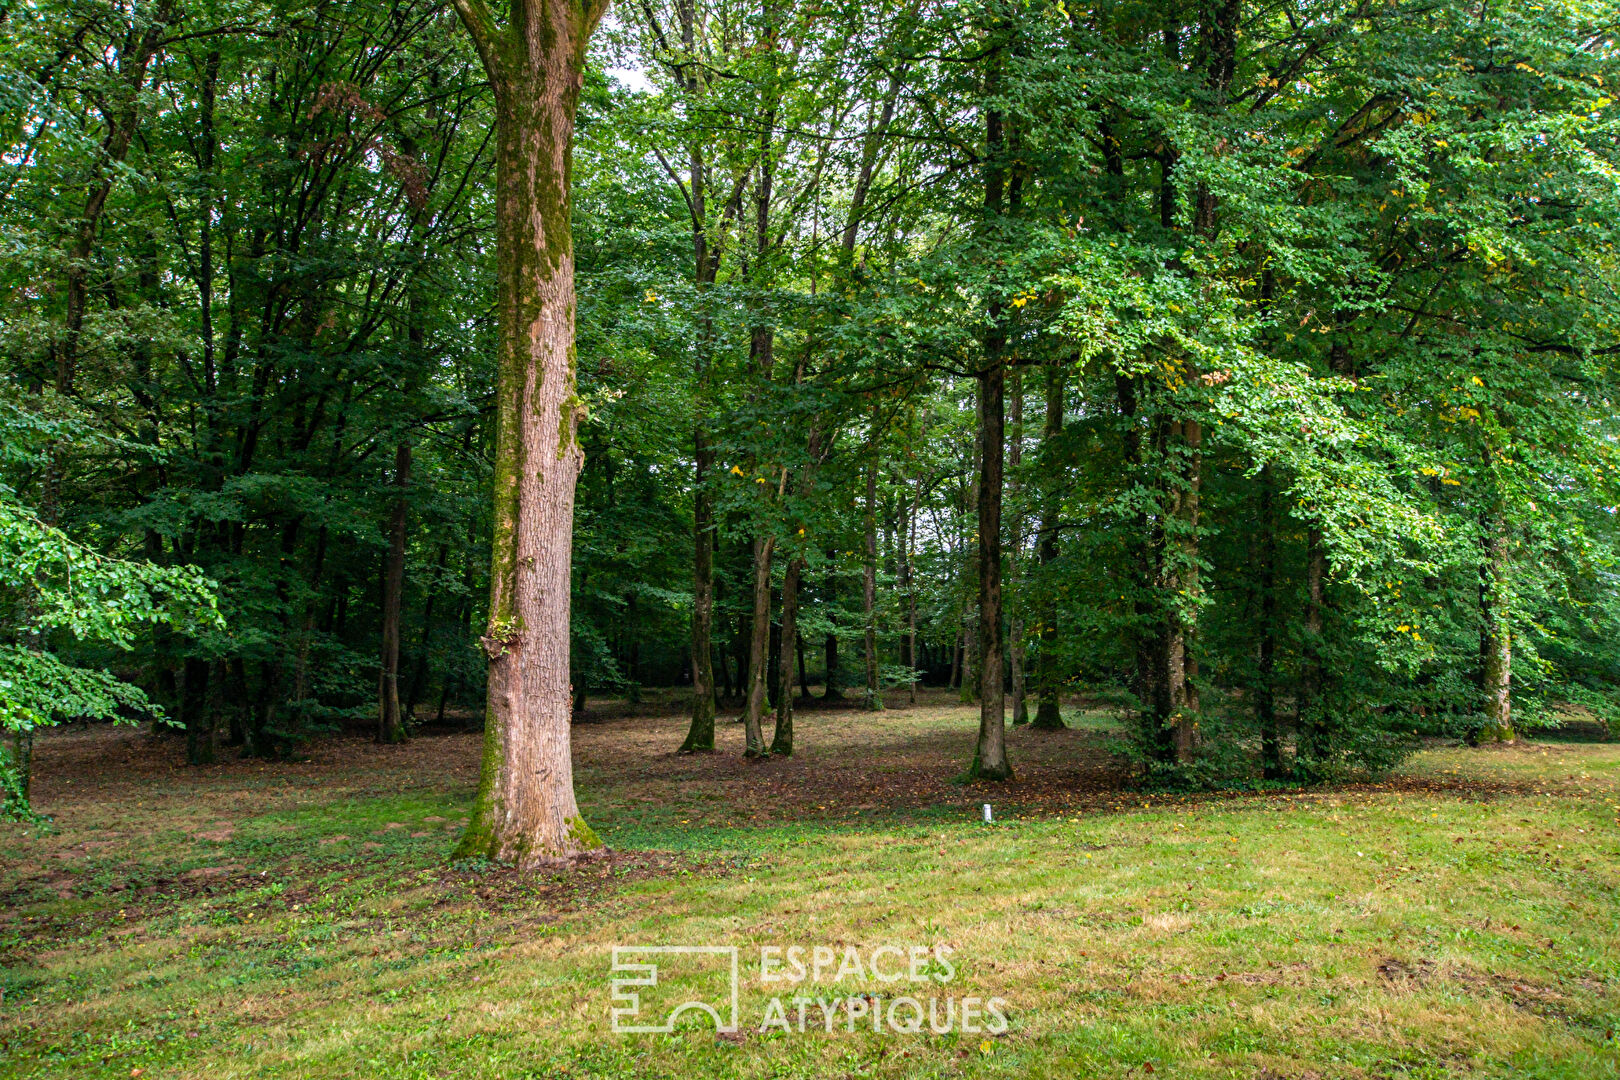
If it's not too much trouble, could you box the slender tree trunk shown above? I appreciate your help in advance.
[624,591,642,702]
[796,628,810,701]
[407,544,450,719]
[903,461,920,705]
[959,603,978,703]
[965,42,1011,779]
[718,634,735,700]
[450,0,608,865]
[863,418,882,710]
[773,557,802,753]
[1256,466,1281,778]
[743,535,774,755]
[740,56,780,749]
[1478,513,1514,742]
[948,625,962,692]
[968,348,1010,779]
[682,370,718,744]
[1119,373,1165,751]
[733,609,750,709]
[823,617,843,701]
[1298,525,1327,771]
[183,658,215,765]
[1032,362,1066,729]
[378,440,411,744]
[678,18,721,750]
[1008,369,1028,726]
[1166,414,1200,764]
[1298,327,1353,771]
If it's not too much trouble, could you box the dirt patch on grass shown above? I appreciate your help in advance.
[10,691,1552,844]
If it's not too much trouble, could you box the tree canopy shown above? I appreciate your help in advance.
[3,0,1619,812]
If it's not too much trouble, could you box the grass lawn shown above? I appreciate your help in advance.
[2,692,1618,1079]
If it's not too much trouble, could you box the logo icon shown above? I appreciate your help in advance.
[610,946,740,1034]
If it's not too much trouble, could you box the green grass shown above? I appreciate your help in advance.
[2,701,1618,1078]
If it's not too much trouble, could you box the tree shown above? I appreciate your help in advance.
[449,0,610,865]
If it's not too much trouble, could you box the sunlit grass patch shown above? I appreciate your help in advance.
[2,702,1617,1079]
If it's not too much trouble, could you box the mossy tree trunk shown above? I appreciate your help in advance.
[450,0,608,866]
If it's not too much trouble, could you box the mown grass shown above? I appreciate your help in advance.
[2,699,1618,1079]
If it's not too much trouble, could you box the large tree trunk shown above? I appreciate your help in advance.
[451,0,608,866]
[378,440,412,744]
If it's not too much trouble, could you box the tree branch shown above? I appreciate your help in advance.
[450,0,503,86]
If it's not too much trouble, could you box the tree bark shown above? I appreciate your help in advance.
[863,417,882,710]
[967,348,1010,779]
[407,544,450,719]
[966,46,1011,779]
[378,440,412,744]
[743,535,774,755]
[903,457,920,705]
[183,658,215,766]
[1256,466,1281,777]
[1166,415,1200,765]
[677,0,722,750]
[1032,362,1066,728]
[1298,525,1328,771]
[1008,369,1027,726]
[451,0,608,865]
[1478,513,1514,742]
[822,625,848,702]
[773,556,802,753]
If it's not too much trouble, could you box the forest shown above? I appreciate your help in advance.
[2,0,1619,1076]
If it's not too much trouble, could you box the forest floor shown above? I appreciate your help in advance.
[1,691,1617,1079]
